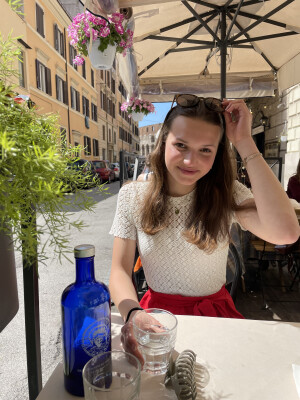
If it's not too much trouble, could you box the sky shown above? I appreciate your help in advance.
[139,102,172,127]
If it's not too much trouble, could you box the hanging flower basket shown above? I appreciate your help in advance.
[88,40,116,70]
[131,111,145,122]
[68,11,133,67]
[121,97,155,121]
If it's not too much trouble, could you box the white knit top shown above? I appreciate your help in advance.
[110,181,253,296]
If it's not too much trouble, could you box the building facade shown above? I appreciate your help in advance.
[1,0,140,163]
[139,123,162,157]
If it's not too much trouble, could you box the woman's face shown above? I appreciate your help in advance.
[164,115,222,196]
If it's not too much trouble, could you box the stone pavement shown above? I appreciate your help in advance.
[0,183,120,400]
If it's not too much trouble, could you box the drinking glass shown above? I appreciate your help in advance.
[132,308,178,375]
[82,350,141,399]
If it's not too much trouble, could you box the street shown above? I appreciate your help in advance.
[0,180,121,400]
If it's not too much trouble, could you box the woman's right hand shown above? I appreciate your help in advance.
[121,321,144,367]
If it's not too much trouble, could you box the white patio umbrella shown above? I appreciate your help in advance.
[61,0,300,99]
[115,0,300,100]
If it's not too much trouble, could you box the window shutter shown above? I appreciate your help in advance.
[36,4,44,37]
[91,69,94,87]
[54,24,58,51]
[45,67,52,95]
[60,31,65,58]
[35,59,41,89]
[82,96,86,115]
[69,44,72,64]
[94,105,97,122]
[55,74,59,99]
[76,91,80,112]
[86,99,90,118]
[63,80,68,105]
[70,87,74,108]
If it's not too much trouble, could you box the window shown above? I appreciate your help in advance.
[93,139,99,156]
[111,78,115,94]
[54,24,65,57]
[36,3,44,37]
[18,51,25,88]
[106,71,110,87]
[91,69,94,87]
[112,104,115,119]
[109,129,111,143]
[102,125,105,140]
[102,148,106,160]
[70,87,80,111]
[84,136,91,155]
[91,103,97,122]
[69,45,77,70]
[151,135,155,143]
[82,96,90,117]
[56,75,68,104]
[113,131,116,144]
[82,60,86,79]
[36,59,51,95]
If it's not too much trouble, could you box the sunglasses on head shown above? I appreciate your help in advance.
[171,94,224,113]
[160,94,224,136]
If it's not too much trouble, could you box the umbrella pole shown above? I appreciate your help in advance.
[220,10,227,100]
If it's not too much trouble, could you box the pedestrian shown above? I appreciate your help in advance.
[287,159,300,202]
[109,95,299,363]
[136,155,152,182]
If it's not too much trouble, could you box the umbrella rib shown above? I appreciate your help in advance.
[138,11,217,77]
[230,0,295,42]
[237,9,294,29]
[146,36,215,45]
[137,10,215,43]
[181,0,221,44]
[226,11,277,72]
[228,0,271,9]
[187,0,220,9]
[168,44,252,53]
[225,0,245,42]
[234,32,299,44]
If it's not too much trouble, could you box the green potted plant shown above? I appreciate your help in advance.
[0,33,103,331]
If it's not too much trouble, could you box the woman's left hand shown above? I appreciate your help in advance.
[222,99,252,148]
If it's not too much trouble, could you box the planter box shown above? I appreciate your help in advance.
[0,228,18,332]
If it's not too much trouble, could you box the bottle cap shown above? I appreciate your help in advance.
[74,244,95,258]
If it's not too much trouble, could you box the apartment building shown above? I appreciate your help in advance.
[1,0,140,163]
[139,123,162,157]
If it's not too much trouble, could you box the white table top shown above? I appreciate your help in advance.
[37,313,300,400]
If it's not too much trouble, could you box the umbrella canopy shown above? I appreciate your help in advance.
[116,0,300,100]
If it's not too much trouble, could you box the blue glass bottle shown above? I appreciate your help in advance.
[61,244,111,396]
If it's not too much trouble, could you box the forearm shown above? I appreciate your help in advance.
[109,267,140,322]
[235,137,299,242]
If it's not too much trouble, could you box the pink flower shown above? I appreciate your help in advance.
[100,26,110,38]
[115,24,124,35]
[110,12,124,25]
[73,55,84,65]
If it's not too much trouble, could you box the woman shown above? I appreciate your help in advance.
[109,96,299,362]
[287,159,300,202]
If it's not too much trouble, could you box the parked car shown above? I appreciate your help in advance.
[110,163,120,180]
[92,160,115,183]
[65,159,99,191]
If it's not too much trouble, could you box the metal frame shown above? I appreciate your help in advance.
[137,0,298,99]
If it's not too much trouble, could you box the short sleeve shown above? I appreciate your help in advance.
[109,183,137,240]
[233,180,253,205]
[232,180,254,230]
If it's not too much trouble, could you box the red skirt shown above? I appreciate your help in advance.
[140,285,244,319]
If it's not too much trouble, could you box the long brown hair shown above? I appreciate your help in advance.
[140,101,241,253]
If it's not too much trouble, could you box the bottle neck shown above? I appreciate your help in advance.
[75,256,95,283]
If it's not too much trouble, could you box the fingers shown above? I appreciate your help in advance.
[121,322,144,367]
